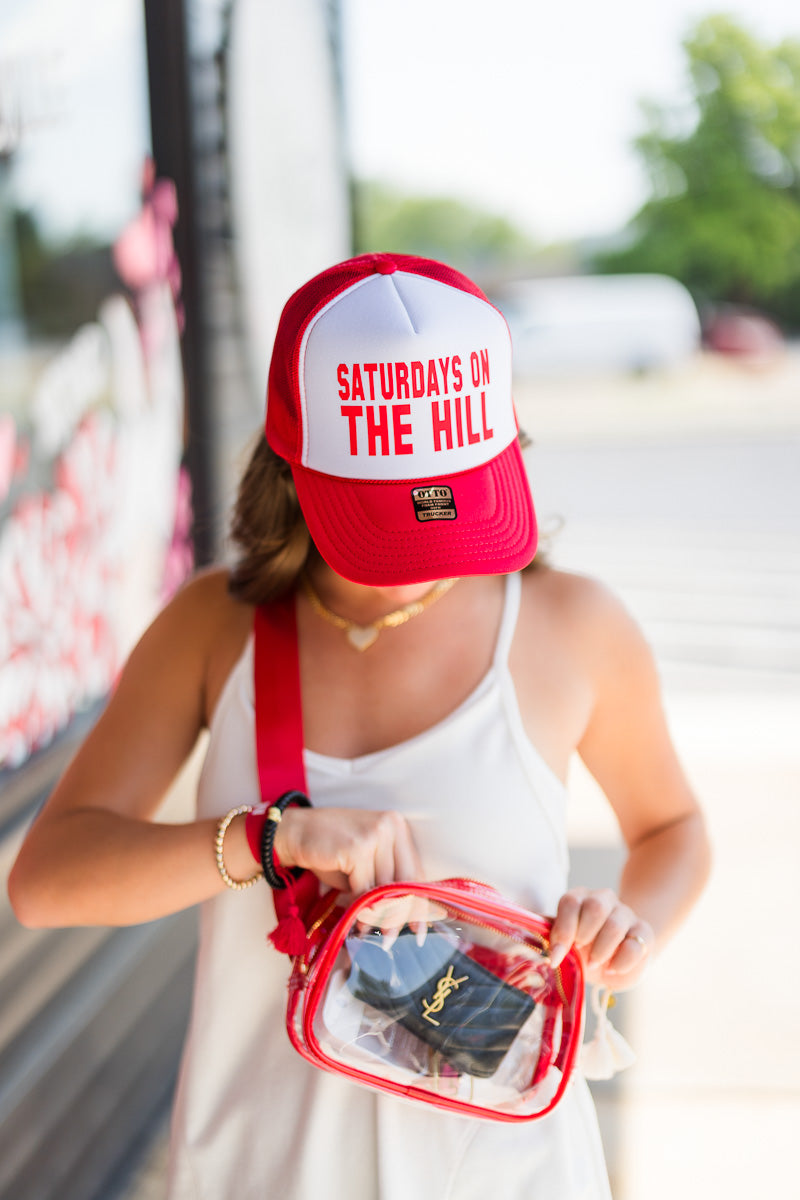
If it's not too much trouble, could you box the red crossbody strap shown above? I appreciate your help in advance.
[253,595,307,800]
[253,593,319,956]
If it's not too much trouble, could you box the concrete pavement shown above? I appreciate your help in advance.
[518,349,800,1199]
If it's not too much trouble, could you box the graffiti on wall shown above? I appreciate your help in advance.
[0,166,193,770]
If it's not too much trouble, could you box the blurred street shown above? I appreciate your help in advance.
[518,350,800,1200]
[120,351,800,1199]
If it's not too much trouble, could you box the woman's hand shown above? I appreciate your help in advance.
[274,806,422,896]
[549,887,654,991]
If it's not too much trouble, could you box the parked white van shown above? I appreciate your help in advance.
[493,274,701,377]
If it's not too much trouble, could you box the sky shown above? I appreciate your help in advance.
[340,0,800,244]
[3,0,798,249]
[1,0,151,240]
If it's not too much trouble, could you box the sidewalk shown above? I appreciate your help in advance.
[512,347,800,444]
[565,677,800,1199]
[113,1121,170,1200]
[523,350,800,1198]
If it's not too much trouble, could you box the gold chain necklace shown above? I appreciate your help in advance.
[300,573,459,651]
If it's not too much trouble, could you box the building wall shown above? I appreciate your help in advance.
[213,0,351,530]
[0,1,350,1194]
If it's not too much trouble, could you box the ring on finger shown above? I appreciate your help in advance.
[624,932,649,951]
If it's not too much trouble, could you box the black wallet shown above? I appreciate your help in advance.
[346,926,535,1078]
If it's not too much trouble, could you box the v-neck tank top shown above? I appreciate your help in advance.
[167,573,611,1199]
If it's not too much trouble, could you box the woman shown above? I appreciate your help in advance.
[9,253,710,1199]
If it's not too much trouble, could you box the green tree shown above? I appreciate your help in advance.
[594,15,800,327]
[352,180,539,283]
[13,209,114,337]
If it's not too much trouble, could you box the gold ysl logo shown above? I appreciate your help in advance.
[420,965,469,1026]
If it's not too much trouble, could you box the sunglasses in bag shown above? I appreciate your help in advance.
[285,877,584,1121]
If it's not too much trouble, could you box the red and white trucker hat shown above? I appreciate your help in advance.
[266,253,537,585]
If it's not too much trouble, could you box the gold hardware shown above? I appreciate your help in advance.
[295,893,342,973]
[442,902,569,1006]
[420,965,469,1025]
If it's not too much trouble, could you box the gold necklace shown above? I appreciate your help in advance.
[300,573,459,651]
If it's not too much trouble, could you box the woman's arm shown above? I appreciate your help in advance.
[8,573,240,926]
[548,580,711,988]
[8,572,421,928]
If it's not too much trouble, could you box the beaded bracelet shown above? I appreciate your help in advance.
[259,790,311,890]
[214,805,263,890]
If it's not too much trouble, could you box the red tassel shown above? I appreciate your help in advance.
[268,869,323,957]
[268,909,308,956]
[268,873,312,957]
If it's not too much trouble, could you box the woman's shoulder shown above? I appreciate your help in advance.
[121,568,249,667]
[125,569,253,703]
[519,564,651,663]
[520,562,623,614]
[151,567,253,640]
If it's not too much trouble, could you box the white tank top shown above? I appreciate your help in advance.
[167,574,611,1199]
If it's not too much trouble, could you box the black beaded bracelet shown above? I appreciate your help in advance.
[259,790,311,889]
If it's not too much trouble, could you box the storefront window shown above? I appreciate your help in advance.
[0,0,192,777]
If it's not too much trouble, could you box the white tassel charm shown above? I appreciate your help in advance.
[580,987,636,1081]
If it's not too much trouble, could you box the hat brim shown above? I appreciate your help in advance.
[291,438,537,586]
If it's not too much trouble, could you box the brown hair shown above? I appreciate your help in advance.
[516,429,547,572]
[227,435,313,605]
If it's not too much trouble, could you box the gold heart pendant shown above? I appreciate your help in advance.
[346,624,380,651]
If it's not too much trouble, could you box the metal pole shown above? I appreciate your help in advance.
[143,0,216,566]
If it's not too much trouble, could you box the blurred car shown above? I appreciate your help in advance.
[702,305,785,361]
[492,273,701,377]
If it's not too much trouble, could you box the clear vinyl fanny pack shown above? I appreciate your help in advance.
[285,878,584,1121]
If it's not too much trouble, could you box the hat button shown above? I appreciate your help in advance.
[373,256,397,275]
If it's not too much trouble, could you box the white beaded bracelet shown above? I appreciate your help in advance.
[214,805,263,890]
